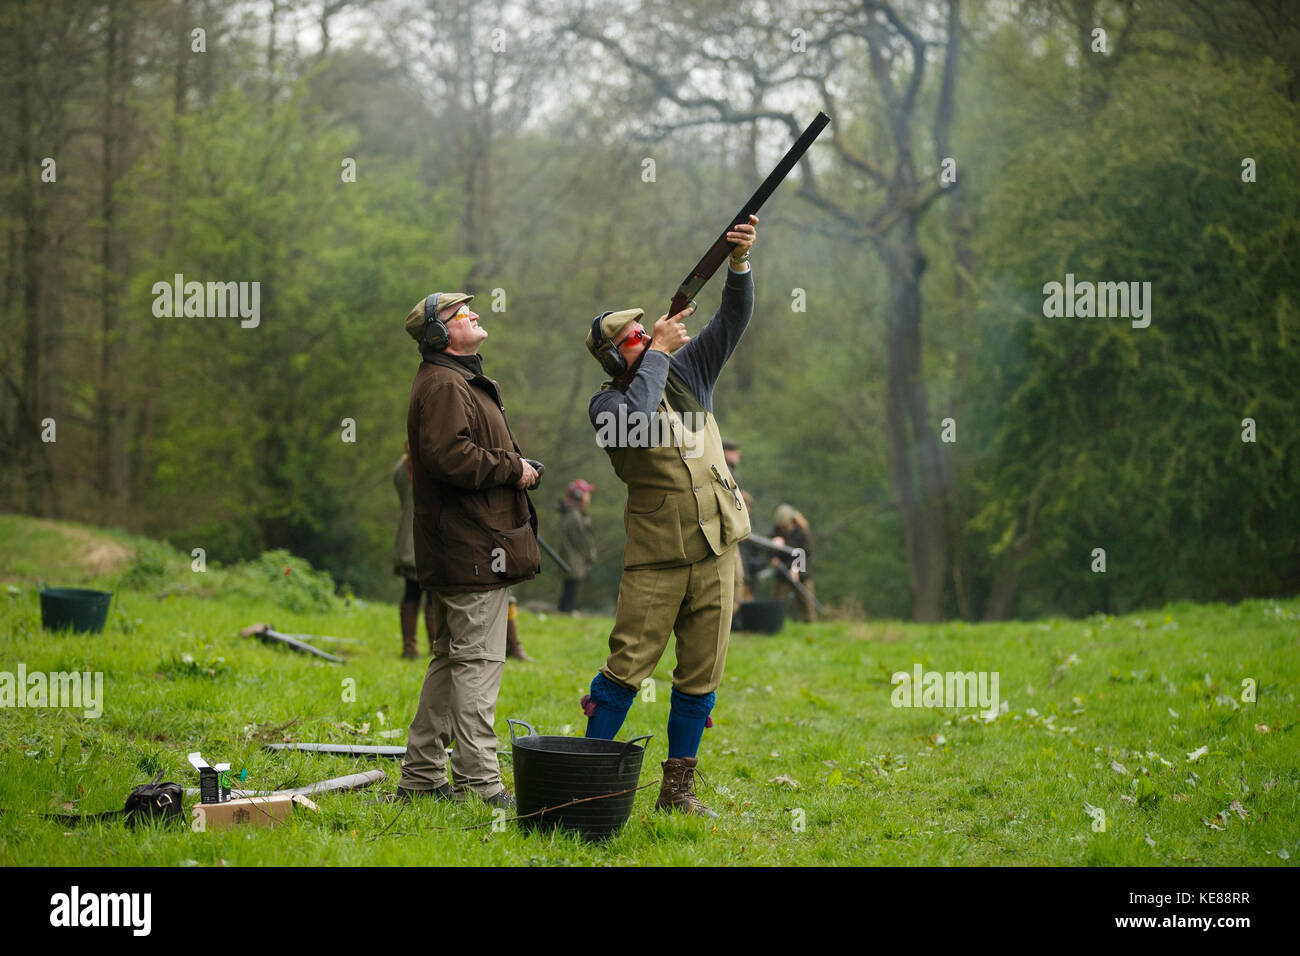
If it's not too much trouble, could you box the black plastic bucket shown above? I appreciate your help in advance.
[39,587,113,634]
[738,599,784,634]
[508,719,651,843]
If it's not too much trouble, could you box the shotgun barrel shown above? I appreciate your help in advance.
[668,112,830,318]
[537,535,573,577]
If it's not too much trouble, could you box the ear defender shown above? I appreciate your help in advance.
[591,311,629,378]
[422,292,449,351]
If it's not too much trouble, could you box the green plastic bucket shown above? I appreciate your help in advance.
[39,587,113,634]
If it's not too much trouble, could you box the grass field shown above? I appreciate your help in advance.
[0,515,1296,866]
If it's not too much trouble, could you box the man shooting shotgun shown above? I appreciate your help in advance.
[578,113,829,819]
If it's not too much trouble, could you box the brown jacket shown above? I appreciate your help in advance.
[407,351,540,592]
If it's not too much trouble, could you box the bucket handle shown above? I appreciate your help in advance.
[618,734,653,772]
[507,718,537,744]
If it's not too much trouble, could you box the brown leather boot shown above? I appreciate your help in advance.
[505,614,533,661]
[655,757,717,818]
[399,602,419,659]
[422,596,437,655]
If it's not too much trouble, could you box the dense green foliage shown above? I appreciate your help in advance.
[2,0,1296,619]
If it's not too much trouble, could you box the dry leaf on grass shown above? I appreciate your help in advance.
[768,774,801,789]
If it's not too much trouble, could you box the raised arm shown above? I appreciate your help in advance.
[670,216,757,398]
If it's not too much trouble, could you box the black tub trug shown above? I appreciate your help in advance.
[508,719,651,842]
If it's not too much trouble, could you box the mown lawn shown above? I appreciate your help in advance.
[0,517,1296,866]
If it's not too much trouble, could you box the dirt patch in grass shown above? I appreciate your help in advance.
[79,539,132,575]
[844,621,907,642]
[0,516,134,583]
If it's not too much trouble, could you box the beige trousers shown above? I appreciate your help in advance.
[399,587,510,797]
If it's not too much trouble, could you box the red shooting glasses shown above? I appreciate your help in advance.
[616,326,649,349]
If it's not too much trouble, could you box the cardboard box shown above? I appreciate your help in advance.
[191,793,318,832]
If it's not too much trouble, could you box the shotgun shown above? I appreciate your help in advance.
[668,112,830,318]
[537,535,573,577]
[746,532,827,615]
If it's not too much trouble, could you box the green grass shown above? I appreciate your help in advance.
[0,515,1296,865]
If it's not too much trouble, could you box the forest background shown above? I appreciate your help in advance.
[2,0,1296,621]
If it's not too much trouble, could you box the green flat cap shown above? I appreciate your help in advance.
[585,308,645,357]
[404,292,475,341]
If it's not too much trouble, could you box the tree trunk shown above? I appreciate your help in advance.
[16,16,47,514]
[879,224,947,621]
[936,0,974,618]
[98,0,129,505]
[983,487,1041,620]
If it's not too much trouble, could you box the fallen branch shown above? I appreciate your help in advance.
[185,769,386,799]
[239,623,343,663]
[265,742,405,759]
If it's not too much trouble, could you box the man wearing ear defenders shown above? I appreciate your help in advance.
[394,291,541,809]
[581,215,757,818]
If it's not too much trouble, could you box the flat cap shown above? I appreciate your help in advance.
[404,292,475,341]
[585,308,645,357]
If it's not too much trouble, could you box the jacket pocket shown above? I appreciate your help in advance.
[623,495,686,567]
[715,485,751,547]
[487,520,541,579]
[628,491,667,516]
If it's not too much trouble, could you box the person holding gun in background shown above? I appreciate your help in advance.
[393,440,437,659]
[579,216,757,818]
[556,479,598,613]
[770,504,816,622]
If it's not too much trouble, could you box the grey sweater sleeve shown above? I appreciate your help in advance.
[669,266,754,412]
[588,348,671,431]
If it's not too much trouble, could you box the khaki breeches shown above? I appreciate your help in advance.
[601,547,736,696]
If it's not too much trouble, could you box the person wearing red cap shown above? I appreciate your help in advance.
[557,479,598,612]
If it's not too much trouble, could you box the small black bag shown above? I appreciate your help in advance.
[45,772,184,828]
[122,772,184,828]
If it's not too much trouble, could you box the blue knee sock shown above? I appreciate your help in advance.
[667,688,716,759]
[583,672,636,739]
